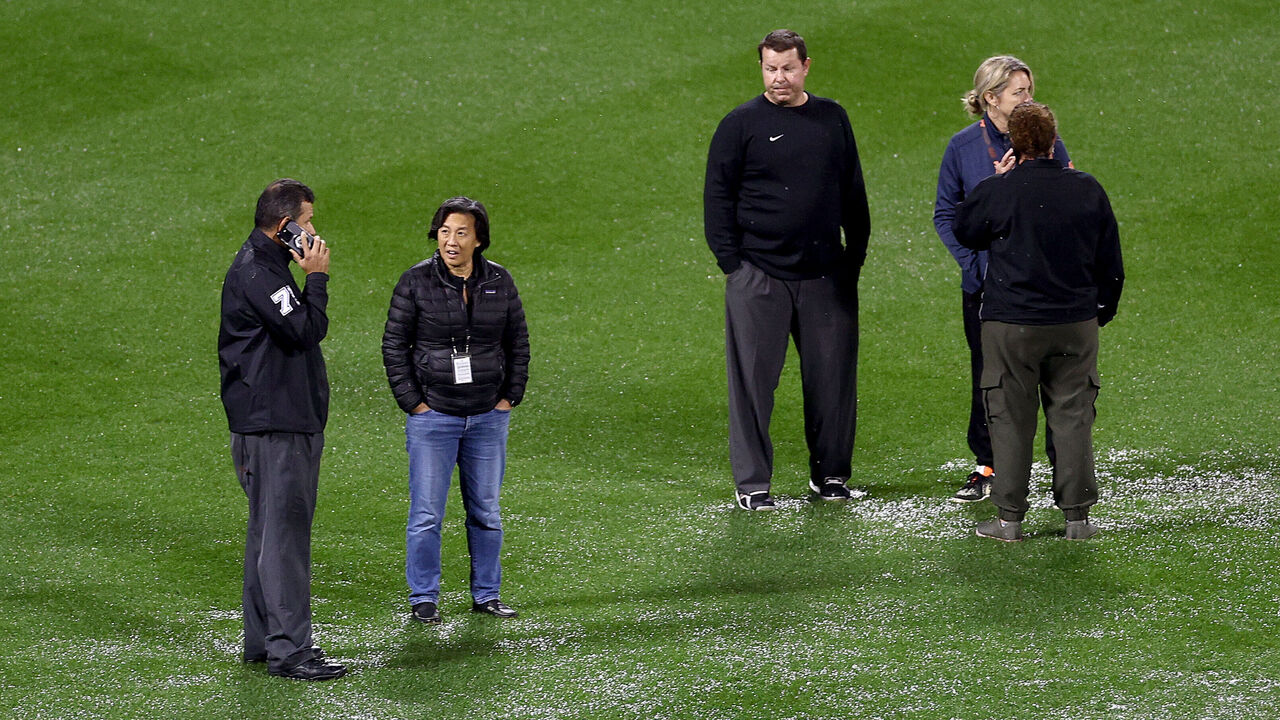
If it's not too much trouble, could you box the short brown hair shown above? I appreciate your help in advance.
[1009,102,1057,159]
[758,29,807,62]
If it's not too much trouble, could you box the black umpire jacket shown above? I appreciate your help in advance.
[218,229,330,434]
[382,252,529,417]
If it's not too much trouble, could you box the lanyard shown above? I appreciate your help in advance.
[978,117,1002,162]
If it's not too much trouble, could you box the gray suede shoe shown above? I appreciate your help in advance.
[1064,520,1099,540]
[975,518,1023,542]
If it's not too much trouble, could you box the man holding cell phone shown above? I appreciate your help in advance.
[218,178,346,680]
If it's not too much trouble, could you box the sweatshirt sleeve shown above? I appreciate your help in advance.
[952,181,995,252]
[839,106,870,269]
[1093,184,1124,326]
[703,112,745,274]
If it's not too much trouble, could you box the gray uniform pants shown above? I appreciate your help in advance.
[980,320,1100,521]
[725,262,859,494]
[231,431,322,672]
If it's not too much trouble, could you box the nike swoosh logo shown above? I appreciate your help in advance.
[769,134,784,142]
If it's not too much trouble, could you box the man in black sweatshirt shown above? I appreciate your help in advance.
[953,103,1124,541]
[704,29,870,510]
[218,179,346,680]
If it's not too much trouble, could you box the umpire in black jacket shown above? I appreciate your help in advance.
[218,179,346,680]
[954,103,1124,542]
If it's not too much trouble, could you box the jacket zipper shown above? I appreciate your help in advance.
[451,268,500,353]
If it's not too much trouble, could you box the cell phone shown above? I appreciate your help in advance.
[276,220,313,258]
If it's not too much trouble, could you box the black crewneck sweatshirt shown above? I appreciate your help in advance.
[704,93,870,280]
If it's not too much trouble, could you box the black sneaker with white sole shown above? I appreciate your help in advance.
[472,599,519,618]
[809,477,853,501]
[736,490,776,510]
[951,471,993,503]
[269,657,348,681]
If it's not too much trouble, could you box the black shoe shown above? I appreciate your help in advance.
[412,601,441,624]
[952,470,993,503]
[471,599,518,618]
[269,657,347,681]
[809,477,852,501]
[736,490,776,511]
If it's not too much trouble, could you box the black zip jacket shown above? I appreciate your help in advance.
[953,158,1124,326]
[219,229,329,433]
[382,252,530,416]
[704,93,870,280]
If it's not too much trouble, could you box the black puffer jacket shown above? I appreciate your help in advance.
[382,252,529,416]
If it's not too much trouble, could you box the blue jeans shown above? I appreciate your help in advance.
[405,408,510,606]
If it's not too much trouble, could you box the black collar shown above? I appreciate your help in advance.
[249,228,293,266]
[431,251,489,286]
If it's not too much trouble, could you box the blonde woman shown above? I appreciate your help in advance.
[933,56,1072,503]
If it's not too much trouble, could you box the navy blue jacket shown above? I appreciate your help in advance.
[219,229,329,433]
[934,114,1070,293]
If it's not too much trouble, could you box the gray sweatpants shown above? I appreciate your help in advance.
[980,319,1100,521]
[231,431,323,672]
[724,261,859,494]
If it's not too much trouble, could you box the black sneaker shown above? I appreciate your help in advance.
[412,601,441,624]
[735,490,776,511]
[269,657,347,681]
[951,470,993,503]
[471,599,518,618]
[809,477,853,501]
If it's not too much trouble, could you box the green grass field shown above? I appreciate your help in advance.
[2,1,1278,718]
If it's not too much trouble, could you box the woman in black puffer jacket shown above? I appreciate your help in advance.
[381,196,529,624]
